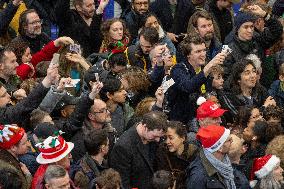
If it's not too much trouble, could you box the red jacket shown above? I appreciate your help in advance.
[32,164,79,189]
[16,41,60,80]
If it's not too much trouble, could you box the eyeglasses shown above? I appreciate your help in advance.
[28,19,43,26]
[92,108,109,114]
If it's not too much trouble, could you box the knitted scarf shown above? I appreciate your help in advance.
[203,149,236,189]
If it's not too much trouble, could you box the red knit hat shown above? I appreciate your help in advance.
[36,135,74,164]
[250,154,280,187]
[196,125,230,153]
[0,124,25,149]
[196,97,227,120]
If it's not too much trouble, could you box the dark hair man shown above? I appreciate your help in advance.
[109,111,167,189]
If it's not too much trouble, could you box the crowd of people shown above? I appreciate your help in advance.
[0,0,283,188]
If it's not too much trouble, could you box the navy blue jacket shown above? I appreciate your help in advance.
[232,163,251,189]
[269,80,284,109]
[168,61,207,124]
[186,150,227,189]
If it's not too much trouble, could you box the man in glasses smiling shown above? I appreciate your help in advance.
[12,9,51,54]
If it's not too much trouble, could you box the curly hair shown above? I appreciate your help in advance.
[227,59,261,95]
[266,135,284,168]
[263,105,284,121]
[135,97,156,116]
[96,168,122,189]
[20,78,39,95]
[179,34,205,56]
[265,122,283,143]
[100,18,130,46]
[235,106,255,129]
[6,39,29,65]
[119,66,151,93]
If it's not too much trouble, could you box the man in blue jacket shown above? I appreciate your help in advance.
[168,34,226,124]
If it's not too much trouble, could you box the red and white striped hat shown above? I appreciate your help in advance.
[36,135,74,164]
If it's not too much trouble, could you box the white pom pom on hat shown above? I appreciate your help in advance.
[197,97,207,106]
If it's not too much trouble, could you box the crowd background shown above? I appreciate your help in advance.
[0,0,283,188]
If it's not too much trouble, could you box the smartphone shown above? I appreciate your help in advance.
[50,53,60,66]
[70,44,81,54]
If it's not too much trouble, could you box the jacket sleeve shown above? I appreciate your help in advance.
[31,41,60,67]
[186,167,207,189]
[0,83,49,124]
[61,93,94,140]
[0,2,19,35]
[109,144,132,189]
[255,16,283,50]
[90,13,103,53]
[171,63,207,93]
[38,86,66,113]
[54,0,71,31]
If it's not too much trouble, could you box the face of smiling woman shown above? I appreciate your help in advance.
[166,127,185,155]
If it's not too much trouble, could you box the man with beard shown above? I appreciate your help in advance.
[123,0,150,43]
[12,9,51,54]
[187,10,222,62]
[187,125,235,189]
[168,34,226,124]
[109,111,167,189]
[55,0,109,56]
[206,0,239,43]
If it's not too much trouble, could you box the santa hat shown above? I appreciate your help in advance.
[0,124,25,149]
[196,97,227,120]
[250,154,280,188]
[196,125,230,153]
[36,134,74,164]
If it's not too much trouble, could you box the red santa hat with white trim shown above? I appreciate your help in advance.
[0,124,25,149]
[250,154,280,188]
[196,125,230,153]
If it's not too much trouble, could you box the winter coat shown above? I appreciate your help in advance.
[186,150,227,189]
[0,82,49,125]
[223,16,283,79]
[71,153,108,189]
[225,84,268,109]
[269,80,284,108]
[206,0,233,43]
[123,10,147,43]
[0,149,32,189]
[16,41,60,80]
[109,126,158,189]
[71,121,118,162]
[232,163,251,189]
[23,0,57,36]
[125,44,152,71]
[206,37,222,62]
[110,103,134,136]
[156,142,199,189]
[55,0,103,56]
[150,0,196,34]
[168,61,207,124]
[240,143,267,179]
[11,33,51,54]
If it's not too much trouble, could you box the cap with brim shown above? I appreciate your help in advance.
[36,136,74,164]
